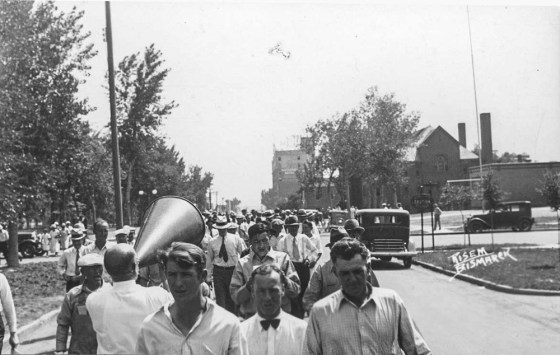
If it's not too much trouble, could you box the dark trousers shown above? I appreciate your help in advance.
[292,261,311,319]
[213,265,236,315]
[0,311,5,354]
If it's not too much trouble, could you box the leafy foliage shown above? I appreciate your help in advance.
[537,170,560,211]
[482,172,509,210]
[439,184,479,211]
[300,87,419,206]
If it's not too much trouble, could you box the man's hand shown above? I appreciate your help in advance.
[304,258,311,268]
[9,332,19,349]
[245,276,254,293]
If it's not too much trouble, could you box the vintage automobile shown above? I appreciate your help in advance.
[355,209,417,268]
[464,201,535,233]
[18,231,47,258]
[328,210,350,231]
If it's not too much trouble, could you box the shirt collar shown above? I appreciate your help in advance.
[255,310,284,331]
[111,279,137,290]
[336,283,377,310]
[250,248,276,262]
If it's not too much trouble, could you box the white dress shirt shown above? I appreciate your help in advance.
[241,310,307,355]
[276,234,318,263]
[86,280,172,354]
[136,298,245,355]
[0,274,17,333]
[58,246,88,277]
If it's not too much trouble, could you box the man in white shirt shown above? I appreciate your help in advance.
[206,215,246,314]
[240,264,307,355]
[0,272,18,353]
[58,228,88,292]
[83,219,111,282]
[276,216,318,318]
[86,244,172,354]
[302,221,322,264]
[137,242,244,355]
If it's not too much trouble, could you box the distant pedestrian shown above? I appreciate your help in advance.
[0,225,9,264]
[0,272,18,353]
[58,228,88,292]
[433,204,442,230]
[56,254,105,354]
[49,224,60,257]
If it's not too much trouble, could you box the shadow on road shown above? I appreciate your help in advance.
[370,259,407,270]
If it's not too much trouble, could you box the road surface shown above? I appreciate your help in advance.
[373,261,560,355]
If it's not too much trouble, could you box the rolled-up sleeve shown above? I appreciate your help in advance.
[282,257,301,299]
[230,261,250,305]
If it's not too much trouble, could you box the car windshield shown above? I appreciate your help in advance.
[360,214,407,226]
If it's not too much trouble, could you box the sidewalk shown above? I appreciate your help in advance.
[2,310,58,355]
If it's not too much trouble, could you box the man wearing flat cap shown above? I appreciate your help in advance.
[303,228,380,313]
[56,254,105,355]
[58,228,88,292]
[230,222,300,319]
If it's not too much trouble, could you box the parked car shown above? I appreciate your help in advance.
[356,209,417,268]
[464,201,535,233]
[18,231,47,258]
[328,210,350,231]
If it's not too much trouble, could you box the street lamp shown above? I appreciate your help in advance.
[138,189,158,226]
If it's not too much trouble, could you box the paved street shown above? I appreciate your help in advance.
[373,262,560,355]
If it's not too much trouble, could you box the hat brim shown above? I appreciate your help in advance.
[71,235,85,240]
[214,224,229,230]
[347,226,365,233]
[285,223,299,226]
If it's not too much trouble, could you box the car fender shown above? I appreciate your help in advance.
[468,218,491,228]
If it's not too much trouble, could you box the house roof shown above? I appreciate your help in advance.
[405,125,479,161]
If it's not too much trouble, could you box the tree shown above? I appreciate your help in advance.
[537,170,560,261]
[225,198,242,212]
[300,87,419,207]
[182,165,213,210]
[114,44,177,224]
[481,172,508,210]
[1,0,96,266]
[261,188,281,210]
[278,194,302,210]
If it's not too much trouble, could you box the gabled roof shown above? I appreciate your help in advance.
[405,125,478,161]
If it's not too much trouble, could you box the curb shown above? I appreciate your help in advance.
[412,259,560,296]
[2,309,59,346]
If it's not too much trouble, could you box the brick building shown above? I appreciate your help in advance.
[468,162,560,207]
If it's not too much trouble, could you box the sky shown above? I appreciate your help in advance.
[53,0,560,209]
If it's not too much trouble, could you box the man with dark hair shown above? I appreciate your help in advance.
[56,254,105,354]
[343,219,365,240]
[304,239,431,355]
[230,222,300,319]
[137,242,244,354]
[86,244,171,354]
[303,229,379,313]
[240,264,307,355]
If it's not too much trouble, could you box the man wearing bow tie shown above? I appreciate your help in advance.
[240,264,307,355]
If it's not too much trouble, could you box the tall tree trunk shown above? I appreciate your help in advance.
[7,221,20,268]
[90,195,97,221]
[126,160,135,226]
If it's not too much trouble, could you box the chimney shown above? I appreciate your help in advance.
[480,113,493,164]
[458,123,466,147]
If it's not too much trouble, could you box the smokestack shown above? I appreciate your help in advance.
[458,123,466,147]
[480,113,493,164]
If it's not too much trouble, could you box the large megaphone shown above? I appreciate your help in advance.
[134,196,205,268]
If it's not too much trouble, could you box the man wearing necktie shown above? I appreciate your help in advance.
[206,215,247,314]
[276,216,318,318]
[58,228,87,292]
[240,264,307,355]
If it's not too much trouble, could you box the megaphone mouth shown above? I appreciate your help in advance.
[135,196,205,268]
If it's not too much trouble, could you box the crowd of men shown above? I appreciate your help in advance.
[45,207,433,354]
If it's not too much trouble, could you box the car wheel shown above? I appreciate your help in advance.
[20,243,36,258]
[518,219,532,231]
[403,258,412,269]
[469,221,483,233]
[379,256,392,262]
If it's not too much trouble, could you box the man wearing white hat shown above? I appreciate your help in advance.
[55,253,105,355]
[58,228,88,292]
[114,226,130,244]
[206,215,246,314]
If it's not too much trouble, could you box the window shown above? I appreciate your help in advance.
[434,155,448,172]
[278,157,281,161]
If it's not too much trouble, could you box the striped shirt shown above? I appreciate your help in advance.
[304,285,431,355]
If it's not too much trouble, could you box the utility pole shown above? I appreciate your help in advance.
[208,188,212,211]
[105,1,123,228]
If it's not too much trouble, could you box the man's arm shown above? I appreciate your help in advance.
[57,253,68,278]
[229,261,251,305]
[281,256,301,299]
[303,308,323,355]
[206,240,215,282]
[303,235,319,263]
[396,294,432,355]
[303,266,322,313]
[55,295,72,352]
[228,321,247,355]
